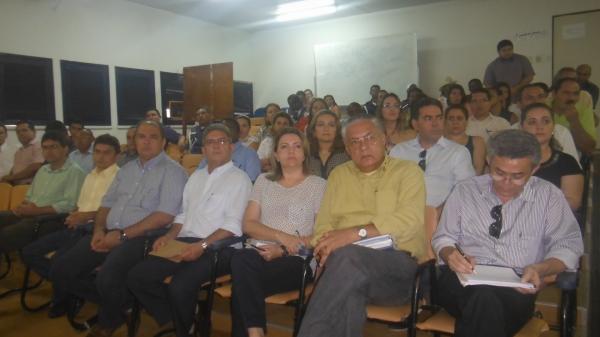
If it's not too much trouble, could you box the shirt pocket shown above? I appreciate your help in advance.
[139,186,159,210]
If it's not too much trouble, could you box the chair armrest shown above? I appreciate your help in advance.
[556,271,578,291]
[206,235,245,251]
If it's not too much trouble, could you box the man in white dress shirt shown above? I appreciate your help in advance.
[466,88,511,142]
[391,97,475,208]
[127,123,252,337]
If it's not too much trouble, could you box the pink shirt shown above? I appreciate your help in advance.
[12,139,44,184]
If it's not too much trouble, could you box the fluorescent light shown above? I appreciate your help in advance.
[276,0,336,22]
[166,108,171,118]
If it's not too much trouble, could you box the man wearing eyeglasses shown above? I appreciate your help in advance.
[432,129,583,337]
[298,116,427,337]
[390,97,475,207]
[127,124,251,337]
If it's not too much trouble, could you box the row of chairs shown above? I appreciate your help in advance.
[0,183,29,212]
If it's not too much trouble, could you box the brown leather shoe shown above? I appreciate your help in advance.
[85,325,116,337]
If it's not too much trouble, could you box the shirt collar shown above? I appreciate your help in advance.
[136,151,166,170]
[42,158,73,173]
[413,135,448,150]
[349,155,390,176]
[93,163,119,177]
[20,138,37,149]
[202,160,234,178]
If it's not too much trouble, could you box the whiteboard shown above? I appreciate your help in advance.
[314,33,418,105]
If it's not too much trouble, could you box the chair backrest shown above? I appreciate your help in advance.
[0,183,12,211]
[10,184,30,210]
[165,144,183,162]
[250,117,265,126]
[181,154,203,176]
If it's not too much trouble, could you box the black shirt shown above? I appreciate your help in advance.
[534,150,582,188]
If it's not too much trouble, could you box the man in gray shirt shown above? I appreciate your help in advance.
[432,129,583,337]
[484,40,535,97]
[49,120,188,337]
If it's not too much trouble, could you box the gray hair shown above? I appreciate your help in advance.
[487,129,541,166]
[202,123,232,144]
[341,115,383,141]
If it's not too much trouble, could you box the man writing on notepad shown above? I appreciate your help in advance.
[432,129,583,337]
[127,123,252,337]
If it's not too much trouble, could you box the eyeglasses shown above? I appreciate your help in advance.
[488,205,503,239]
[348,133,378,149]
[418,150,426,171]
[205,138,230,146]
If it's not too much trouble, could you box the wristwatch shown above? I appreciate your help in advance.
[119,229,128,242]
[358,227,368,239]
[200,241,208,250]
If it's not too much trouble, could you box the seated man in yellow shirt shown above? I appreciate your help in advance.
[22,134,121,318]
[297,116,427,337]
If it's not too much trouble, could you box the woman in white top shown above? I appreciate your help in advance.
[230,127,327,337]
[256,112,293,172]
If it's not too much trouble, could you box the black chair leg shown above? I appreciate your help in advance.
[560,289,577,337]
[67,297,97,331]
[20,266,51,312]
[0,252,10,280]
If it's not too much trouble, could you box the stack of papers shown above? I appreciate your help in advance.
[353,234,394,250]
[457,265,534,289]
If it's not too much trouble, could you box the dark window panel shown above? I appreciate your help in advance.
[116,66,155,126]
[160,71,183,125]
[61,60,110,126]
[0,53,55,124]
[234,81,253,114]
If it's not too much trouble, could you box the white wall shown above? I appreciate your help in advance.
[0,0,249,144]
[2,0,599,144]
[233,0,600,108]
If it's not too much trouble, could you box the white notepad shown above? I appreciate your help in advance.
[353,234,394,250]
[457,265,534,289]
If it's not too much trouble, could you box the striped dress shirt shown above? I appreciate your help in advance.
[432,175,583,270]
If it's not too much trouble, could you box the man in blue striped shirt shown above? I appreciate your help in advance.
[432,129,583,337]
[50,120,188,337]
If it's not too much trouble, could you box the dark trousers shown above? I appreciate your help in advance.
[297,245,418,337]
[49,234,151,329]
[0,211,63,253]
[230,248,310,337]
[127,238,235,337]
[437,266,536,337]
[21,224,92,302]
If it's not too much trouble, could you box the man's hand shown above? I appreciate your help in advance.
[562,105,579,123]
[179,242,205,262]
[100,230,122,251]
[516,265,544,294]
[314,228,357,266]
[440,246,476,274]
[152,235,171,252]
[91,231,106,252]
[64,212,87,229]
[0,175,10,183]
[15,201,39,217]
[257,244,285,262]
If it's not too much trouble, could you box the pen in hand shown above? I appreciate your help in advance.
[454,243,476,274]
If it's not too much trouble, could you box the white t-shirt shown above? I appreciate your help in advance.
[0,142,17,177]
[466,114,511,142]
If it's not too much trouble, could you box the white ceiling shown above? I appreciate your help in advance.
[127,0,451,31]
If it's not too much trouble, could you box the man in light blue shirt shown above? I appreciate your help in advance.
[198,118,260,182]
[390,97,475,207]
[50,120,188,337]
[69,128,95,173]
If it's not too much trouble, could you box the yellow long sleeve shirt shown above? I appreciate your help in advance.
[312,156,427,261]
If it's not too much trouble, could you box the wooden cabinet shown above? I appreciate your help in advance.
[183,62,233,122]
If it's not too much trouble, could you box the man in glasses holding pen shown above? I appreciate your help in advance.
[432,129,583,337]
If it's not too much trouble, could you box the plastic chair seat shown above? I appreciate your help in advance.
[416,309,550,337]
[366,304,412,323]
